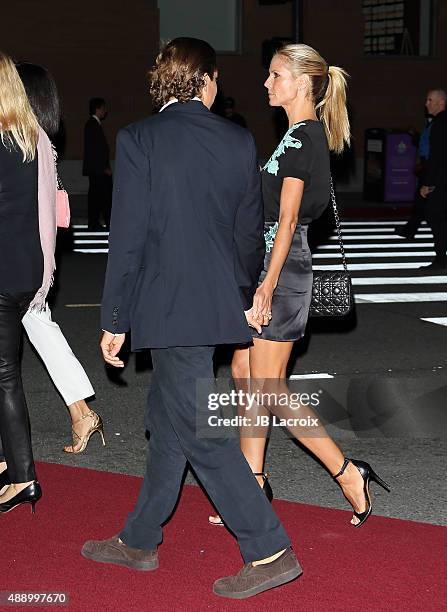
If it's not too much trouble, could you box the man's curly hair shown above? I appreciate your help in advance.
[149,37,216,108]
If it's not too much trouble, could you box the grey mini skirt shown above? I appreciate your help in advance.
[253,223,313,342]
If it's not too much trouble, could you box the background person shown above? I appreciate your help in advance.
[223,96,247,127]
[83,97,112,230]
[419,88,447,272]
[395,109,433,239]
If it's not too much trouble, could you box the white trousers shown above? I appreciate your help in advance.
[22,305,95,406]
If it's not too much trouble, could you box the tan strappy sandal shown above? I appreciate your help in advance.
[63,410,106,454]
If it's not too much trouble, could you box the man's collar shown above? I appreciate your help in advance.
[159,96,202,113]
[92,114,101,124]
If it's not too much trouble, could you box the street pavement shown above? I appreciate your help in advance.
[22,208,447,528]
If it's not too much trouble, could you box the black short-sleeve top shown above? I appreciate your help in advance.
[262,120,331,225]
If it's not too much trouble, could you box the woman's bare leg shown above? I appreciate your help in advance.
[249,338,367,522]
[232,347,267,484]
[209,346,266,523]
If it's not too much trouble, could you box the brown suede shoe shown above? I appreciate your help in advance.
[81,535,158,571]
[213,547,302,599]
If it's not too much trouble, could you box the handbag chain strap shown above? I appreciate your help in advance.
[329,177,348,272]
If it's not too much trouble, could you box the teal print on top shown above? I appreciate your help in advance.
[264,222,278,253]
[263,122,306,176]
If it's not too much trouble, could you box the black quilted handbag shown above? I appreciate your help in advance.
[310,180,353,317]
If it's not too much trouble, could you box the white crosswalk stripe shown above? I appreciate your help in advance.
[421,317,447,327]
[313,220,447,305]
[329,235,433,240]
[71,221,447,306]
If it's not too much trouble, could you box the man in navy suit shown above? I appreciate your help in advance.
[82,38,301,599]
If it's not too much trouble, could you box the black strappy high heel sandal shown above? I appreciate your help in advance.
[208,472,273,526]
[333,458,390,528]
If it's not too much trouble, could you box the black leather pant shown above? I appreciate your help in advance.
[0,291,37,483]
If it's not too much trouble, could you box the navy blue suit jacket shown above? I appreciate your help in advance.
[101,100,265,349]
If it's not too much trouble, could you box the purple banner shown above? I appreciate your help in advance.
[384,133,417,202]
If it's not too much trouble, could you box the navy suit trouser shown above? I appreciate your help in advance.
[120,345,290,563]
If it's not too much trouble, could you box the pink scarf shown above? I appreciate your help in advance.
[29,127,57,309]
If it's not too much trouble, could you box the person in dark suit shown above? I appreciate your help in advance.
[224,96,247,127]
[83,97,112,230]
[419,89,447,272]
[394,112,433,239]
[81,38,301,599]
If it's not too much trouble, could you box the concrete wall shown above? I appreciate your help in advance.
[215,0,295,157]
[2,0,159,190]
[4,1,446,193]
[300,0,447,190]
[217,0,447,191]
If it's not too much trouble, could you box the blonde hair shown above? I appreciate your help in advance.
[0,51,39,161]
[276,44,350,154]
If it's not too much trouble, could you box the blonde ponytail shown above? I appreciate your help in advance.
[0,51,39,162]
[316,65,350,154]
[277,44,350,154]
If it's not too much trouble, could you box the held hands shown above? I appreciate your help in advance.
[100,331,125,367]
[245,309,263,333]
[245,280,274,333]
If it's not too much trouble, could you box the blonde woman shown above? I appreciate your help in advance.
[0,52,56,513]
[210,44,389,528]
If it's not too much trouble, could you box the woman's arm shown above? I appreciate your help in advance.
[253,177,304,319]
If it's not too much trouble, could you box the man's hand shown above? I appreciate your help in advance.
[100,331,125,367]
[245,306,272,334]
[420,185,435,198]
[245,309,262,333]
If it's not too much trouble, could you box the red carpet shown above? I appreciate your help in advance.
[2,462,446,611]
